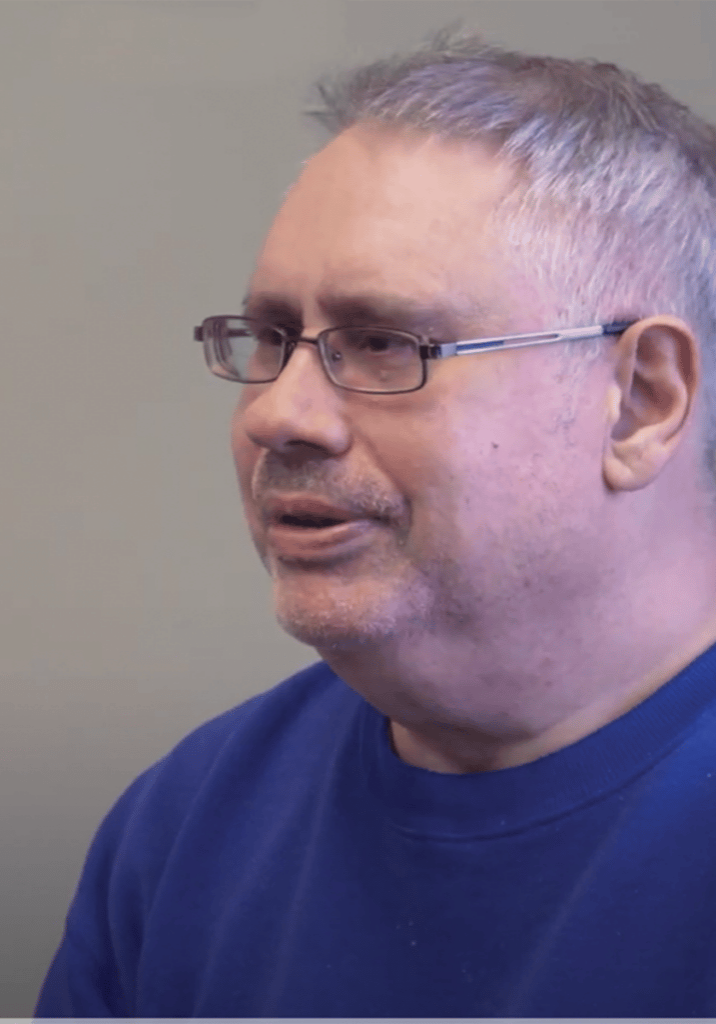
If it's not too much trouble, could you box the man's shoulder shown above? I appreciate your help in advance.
[103,660,362,846]
[170,658,349,759]
[156,658,358,781]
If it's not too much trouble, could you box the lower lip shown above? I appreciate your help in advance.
[266,519,380,562]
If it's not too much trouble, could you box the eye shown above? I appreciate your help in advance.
[357,331,393,353]
[345,329,416,359]
[251,323,286,347]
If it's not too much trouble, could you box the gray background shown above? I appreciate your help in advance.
[3,0,715,1015]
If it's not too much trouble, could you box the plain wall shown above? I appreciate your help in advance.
[3,0,716,1014]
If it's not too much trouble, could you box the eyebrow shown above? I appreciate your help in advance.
[240,289,491,339]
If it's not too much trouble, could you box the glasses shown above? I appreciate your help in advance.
[193,315,636,395]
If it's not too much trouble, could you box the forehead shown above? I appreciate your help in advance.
[249,125,520,332]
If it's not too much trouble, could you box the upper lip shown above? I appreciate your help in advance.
[263,494,368,527]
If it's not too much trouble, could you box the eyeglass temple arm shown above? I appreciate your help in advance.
[430,320,636,358]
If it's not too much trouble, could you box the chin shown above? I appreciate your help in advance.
[276,610,389,652]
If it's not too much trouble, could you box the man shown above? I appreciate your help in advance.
[35,26,716,1016]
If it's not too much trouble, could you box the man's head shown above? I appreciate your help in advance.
[230,29,716,770]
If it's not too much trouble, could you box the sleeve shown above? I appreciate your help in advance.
[34,929,126,1017]
[33,764,164,1018]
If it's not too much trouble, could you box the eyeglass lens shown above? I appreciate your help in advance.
[209,317,424,393]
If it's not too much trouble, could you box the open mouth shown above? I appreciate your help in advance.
[279,515,347,529]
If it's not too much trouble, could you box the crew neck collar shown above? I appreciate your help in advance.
[358,640,716,839]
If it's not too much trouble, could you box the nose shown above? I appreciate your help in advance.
[236,337,352,458]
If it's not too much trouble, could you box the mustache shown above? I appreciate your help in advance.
[252,459,403,523]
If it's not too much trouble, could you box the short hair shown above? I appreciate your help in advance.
[305,24,716,497]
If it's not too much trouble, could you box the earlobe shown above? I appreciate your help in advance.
[603,442,654,493]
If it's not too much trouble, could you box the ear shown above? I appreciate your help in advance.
[602,316,700,493]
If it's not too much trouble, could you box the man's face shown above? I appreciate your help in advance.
[231,125,612,725]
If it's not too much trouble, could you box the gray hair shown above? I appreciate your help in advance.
[305,24,716,497]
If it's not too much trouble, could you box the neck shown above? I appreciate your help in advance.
[320,582,716,774]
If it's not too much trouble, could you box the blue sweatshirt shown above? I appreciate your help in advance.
[35,642,716,1016]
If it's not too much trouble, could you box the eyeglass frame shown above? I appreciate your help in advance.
[193,315,637,395]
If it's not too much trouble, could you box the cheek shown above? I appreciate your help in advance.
[396,423,484,537]
[230,412,257,503]
[416,399,526,538]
